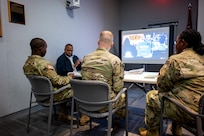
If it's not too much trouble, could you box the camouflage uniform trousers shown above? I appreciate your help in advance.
[53,88,73,102]
[99,93,126,119]
[145,90,195,131]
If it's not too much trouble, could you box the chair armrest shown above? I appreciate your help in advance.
[111,88,127,102]
[75,97,110,105]
[33,85,70,96]
[52,85,70,94]
[162,96,201,117]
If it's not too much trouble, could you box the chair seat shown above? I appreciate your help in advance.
[79,108,119,118]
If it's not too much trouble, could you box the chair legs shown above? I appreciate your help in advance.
[47,103,53,135]
[89,118,92,130]
[70,102,128,136]
[196,116,203,136]
[160,117,164,136]
[27,92,53,136]
[160,96,165,136]
[107,112,112,136]
[70,98,74,136]
[53,105,58,119]
[125,90,129,136]
[27,92,32,133]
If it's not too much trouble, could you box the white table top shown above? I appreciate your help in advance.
[72,71,158,84]
[124,72,158,84]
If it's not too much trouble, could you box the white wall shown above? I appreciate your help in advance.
[0,0,118,117]
[198,0,204,43]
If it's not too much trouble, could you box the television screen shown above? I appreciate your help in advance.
[120,26,173,64]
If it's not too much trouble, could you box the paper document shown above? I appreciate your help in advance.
[125,68,144,74]
[67,71,81,77]
[73,71,81,77]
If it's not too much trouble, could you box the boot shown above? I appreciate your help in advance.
[139,127,159,136]
[80,114,90,126]
[58,112,77,124]
[58,103,77,124]
[115,107,126,119]
[112,108,126,126]
[171,122,182,136]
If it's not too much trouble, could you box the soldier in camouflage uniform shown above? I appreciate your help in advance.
[81,30,125,125]
[139,29,204,136]
[23,38,73,122]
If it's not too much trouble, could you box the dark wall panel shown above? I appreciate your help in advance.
[118,0,198,71]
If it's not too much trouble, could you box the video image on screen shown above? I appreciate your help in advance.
[121,27,172,64]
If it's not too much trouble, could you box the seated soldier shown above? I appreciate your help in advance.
[23,37,75,123]
[139,29,204,136]
[81,30,126,126]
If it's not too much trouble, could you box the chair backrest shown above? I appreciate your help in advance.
[26,75,52,102]
[198,94,204,131]
[70,79,110,111]
[199,94,204,114]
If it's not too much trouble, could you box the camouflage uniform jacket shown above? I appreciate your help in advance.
[23,55,73,101]
[81,48,124,99]
[158,48,204,112]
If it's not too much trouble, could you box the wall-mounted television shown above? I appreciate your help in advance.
[119,26,174,65]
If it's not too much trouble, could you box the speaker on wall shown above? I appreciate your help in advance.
[66,0,80,9]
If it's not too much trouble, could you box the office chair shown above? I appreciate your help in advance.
[69,79,129,136]
[26,75,72,135]
[160,95,204,136]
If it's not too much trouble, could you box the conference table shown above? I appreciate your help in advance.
[72,71,158,84]
[72,71,158,90]
[124,71,158,84]
[124,71,158,91]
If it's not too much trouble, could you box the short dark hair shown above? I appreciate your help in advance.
[65,43,73,48]
[30,38,46,50]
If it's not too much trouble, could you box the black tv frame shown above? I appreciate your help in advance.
[119,25,174,67]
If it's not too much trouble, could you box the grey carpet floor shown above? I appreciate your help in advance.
[0,84,193,136]
[0,85,146,136]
